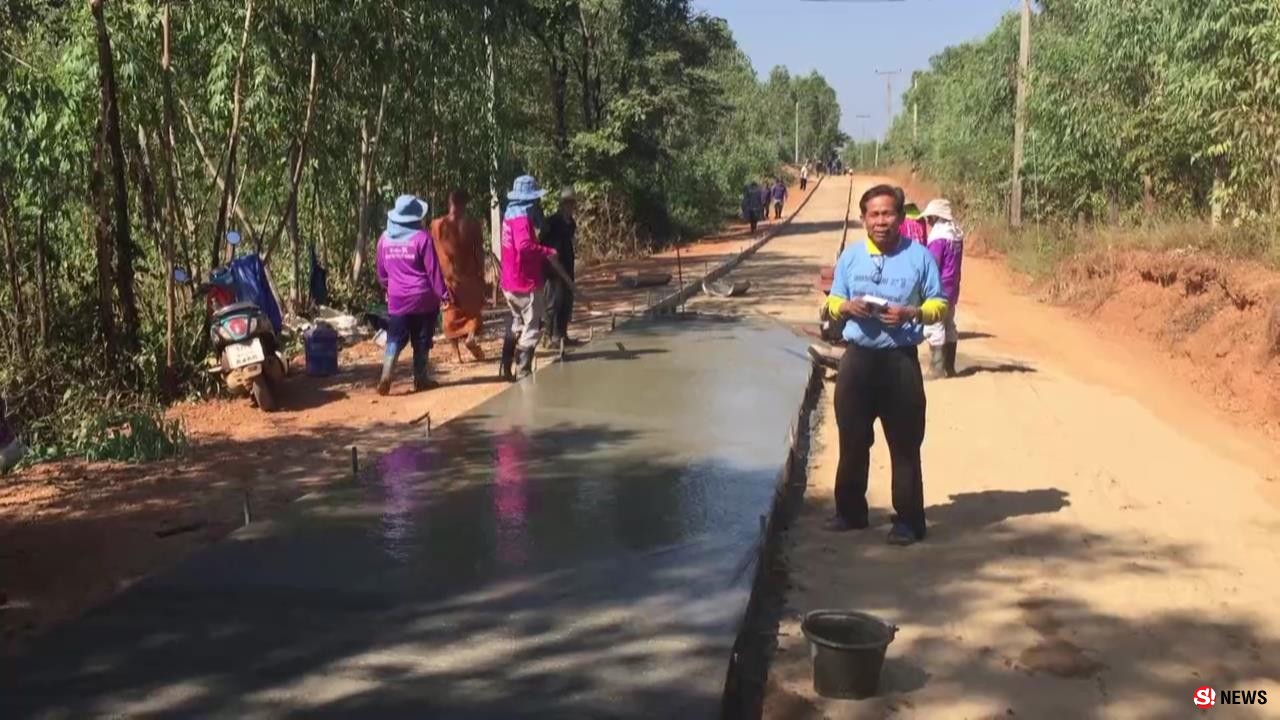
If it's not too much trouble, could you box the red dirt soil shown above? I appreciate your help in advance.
[0,176,819,655]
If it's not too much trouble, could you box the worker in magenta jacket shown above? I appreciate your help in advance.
[375,194,451,395]
[498,175,579,380]
[922,198,964,378]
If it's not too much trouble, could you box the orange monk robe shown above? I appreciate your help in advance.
[430,215,487,339]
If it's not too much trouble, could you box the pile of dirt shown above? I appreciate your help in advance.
[1048,249,1280,432]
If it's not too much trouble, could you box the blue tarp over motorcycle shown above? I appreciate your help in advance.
[227,253,283,333]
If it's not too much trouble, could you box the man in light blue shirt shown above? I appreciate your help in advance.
[822,184,949,545]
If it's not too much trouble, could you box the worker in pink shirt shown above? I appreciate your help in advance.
[900,201,927,245]
[498,175,581,380]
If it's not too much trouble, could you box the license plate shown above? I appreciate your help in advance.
[225,338,265,369]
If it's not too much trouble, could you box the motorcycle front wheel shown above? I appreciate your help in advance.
[251,376,279,412]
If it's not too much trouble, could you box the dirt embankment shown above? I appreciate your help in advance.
[1047,250,1280,434]
[891,171,1280,440]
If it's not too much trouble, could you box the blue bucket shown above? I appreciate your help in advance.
[303,324,340,377]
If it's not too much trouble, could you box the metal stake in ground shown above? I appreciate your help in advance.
[350,446,358,480]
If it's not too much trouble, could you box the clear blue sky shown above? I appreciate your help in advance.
[694,0,1021,141]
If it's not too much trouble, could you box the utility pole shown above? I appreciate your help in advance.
[875,69,901,131]
[1010,0,1032,227]
[794,98,800,165]
[874,69,900,170]
[911,75,918,144]
[854,113,871,168]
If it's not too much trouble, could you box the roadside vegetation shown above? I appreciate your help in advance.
[0,0,845,463]
[855,0,1280,273]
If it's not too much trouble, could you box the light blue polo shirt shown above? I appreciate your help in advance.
[829,237,946,349]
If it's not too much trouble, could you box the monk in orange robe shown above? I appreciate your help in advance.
[430,189,487,360]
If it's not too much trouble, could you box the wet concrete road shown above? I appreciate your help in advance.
[3,317,811,719]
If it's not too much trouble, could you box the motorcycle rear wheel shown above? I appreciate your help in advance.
[251,376,279,412]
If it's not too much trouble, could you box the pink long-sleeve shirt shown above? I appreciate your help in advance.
[500,215,557,293]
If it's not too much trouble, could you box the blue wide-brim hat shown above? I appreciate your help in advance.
[388,194,428,224]
[507,175,546,202]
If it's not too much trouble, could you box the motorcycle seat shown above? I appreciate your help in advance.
[212,301,261,320]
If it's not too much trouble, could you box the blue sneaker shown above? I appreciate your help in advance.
[887,522,922,546]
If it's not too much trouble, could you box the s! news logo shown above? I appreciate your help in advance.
[1194,685,1268,708]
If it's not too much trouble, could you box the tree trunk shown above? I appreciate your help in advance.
[353,116,371,284]
[91,0,138,353]
[351,83,387,284]
[159,1,179,396]
[265,52,318,265]
[35,212,50,346]
[179,98,258,251]
[90,119,117,357]
[576,4,599,129]
[212,0,255,268]
[288,192,301,312]
[0,202,28,366]
[551,34,569,158]
[132,126,161,234]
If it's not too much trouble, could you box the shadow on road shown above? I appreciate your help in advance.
[956,362,1036,377]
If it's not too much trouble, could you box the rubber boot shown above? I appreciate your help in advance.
[515,346,535,379]
[927,345,946,380]
[412,353,438,392]
[377,344,398,396]
[498,333,517,382]
[942,342,958,378]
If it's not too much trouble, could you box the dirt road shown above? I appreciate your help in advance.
[690,176,1280,718]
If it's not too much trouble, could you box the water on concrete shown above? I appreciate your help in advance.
[2,317,811,720]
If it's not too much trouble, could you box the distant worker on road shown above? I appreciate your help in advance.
[771,178,787,219]
[375,194,451,395]
[822,184,948,546]
[498,175,581,380]
[900,201,927,244]
[800,163,810,192]
[500,176,554,380]
[541,186,581,347]
[923,198,965,378]
[760,179,773,221]
[742,181,764,234]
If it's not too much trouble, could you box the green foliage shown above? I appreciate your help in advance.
[884,1,1280,224]
[20,383,186,464]
[0,0,843,461]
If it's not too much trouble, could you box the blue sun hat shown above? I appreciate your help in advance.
[387,194,428,225]
[507,175,547,202]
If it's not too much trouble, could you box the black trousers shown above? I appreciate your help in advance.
[544,277,574,341]
[833,344,927,534]
[773,201,783,219]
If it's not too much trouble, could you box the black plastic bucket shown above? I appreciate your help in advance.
[801,609,898,699]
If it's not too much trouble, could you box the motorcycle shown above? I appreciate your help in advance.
[176,231,288,411]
